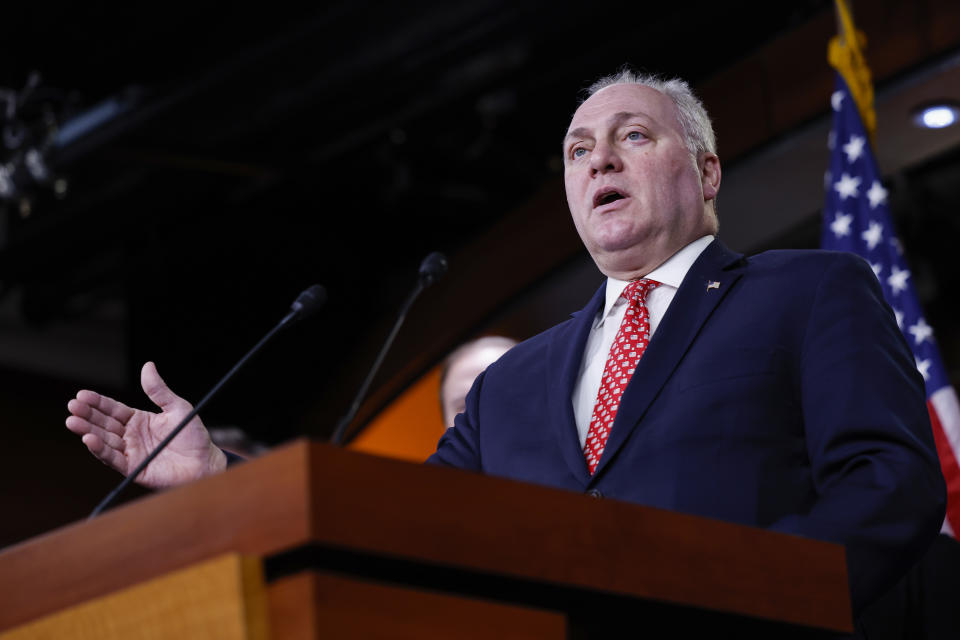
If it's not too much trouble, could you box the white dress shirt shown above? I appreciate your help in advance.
[571,235,715,447]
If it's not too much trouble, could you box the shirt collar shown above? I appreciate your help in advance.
[599,234,716,321]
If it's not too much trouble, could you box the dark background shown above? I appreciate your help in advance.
[2,0,960,546]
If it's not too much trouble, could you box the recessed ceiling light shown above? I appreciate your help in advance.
[911,102,960,129]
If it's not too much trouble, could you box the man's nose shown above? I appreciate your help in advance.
[590,142,622,175]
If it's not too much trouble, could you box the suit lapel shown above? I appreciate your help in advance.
[591,240,747,479]
[547,282,605,486]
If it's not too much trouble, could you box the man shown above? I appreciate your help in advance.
[439,336,517,427]
[66,69,945,616]
[429,71,944,616]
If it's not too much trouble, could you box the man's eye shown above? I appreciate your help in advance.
[572,147,588,159]
[626,131,645,141]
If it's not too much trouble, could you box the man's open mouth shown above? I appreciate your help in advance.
[593,188,627,208]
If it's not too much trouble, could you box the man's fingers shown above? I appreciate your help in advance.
[140,362,190,413]
[65,414,91,435]
[75,390,136,424]
[67,399,127,436]
[67,415,127,451]
[81,433,129,474]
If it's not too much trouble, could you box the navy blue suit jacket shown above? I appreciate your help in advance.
[429,239,946,613]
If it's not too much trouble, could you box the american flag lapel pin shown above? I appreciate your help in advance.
[706,280,721,291]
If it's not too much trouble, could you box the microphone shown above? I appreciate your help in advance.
[88,284,326,519]
[289,284,327,321]
[418,251,448,287]
[330,252,448,446]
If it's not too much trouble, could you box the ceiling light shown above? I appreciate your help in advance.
[912,102,960,129]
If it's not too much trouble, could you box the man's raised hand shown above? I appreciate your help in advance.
[66,361,226,488]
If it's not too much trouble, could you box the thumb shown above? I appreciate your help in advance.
[141,361,190,412]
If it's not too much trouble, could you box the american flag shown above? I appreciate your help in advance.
[821,73,960,536]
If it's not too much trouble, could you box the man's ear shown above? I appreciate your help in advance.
[700,152,721,202]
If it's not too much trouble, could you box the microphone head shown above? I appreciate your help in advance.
[290,284,327,320]
[418,252,448,287]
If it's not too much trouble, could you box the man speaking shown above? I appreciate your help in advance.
[66,69,946,616]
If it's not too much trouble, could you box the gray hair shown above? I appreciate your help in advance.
[586,69,717,158]
[439,335,518,397]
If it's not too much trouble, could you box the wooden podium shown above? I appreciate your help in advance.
[0,440,853,638]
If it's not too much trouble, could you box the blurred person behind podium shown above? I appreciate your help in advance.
[347,335,518,460]
[439,336,517,428]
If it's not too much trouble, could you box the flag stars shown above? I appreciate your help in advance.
[830,212,853,238]
[843,135,866,163]
[866,180,888,209]
[861,221,884,250]
[909,318,934,345]
[887,265,911,295]
[834,173,861,200]
[831,91,845,112]
[825,75,940,393]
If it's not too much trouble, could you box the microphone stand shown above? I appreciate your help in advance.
[88,285,325,519]
[330,252,447,446]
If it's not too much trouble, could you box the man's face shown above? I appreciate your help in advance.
[563,83,719,279]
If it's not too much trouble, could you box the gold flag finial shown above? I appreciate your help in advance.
[828,0,877,146]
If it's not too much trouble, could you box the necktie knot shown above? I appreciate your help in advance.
[622,278,660,306]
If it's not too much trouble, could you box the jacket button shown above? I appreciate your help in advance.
[586,489,603,498]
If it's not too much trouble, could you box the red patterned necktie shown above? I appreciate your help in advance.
[583,278,660,474]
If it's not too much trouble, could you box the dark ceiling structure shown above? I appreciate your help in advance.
[2,0,960,542]
[0,2,836,428]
